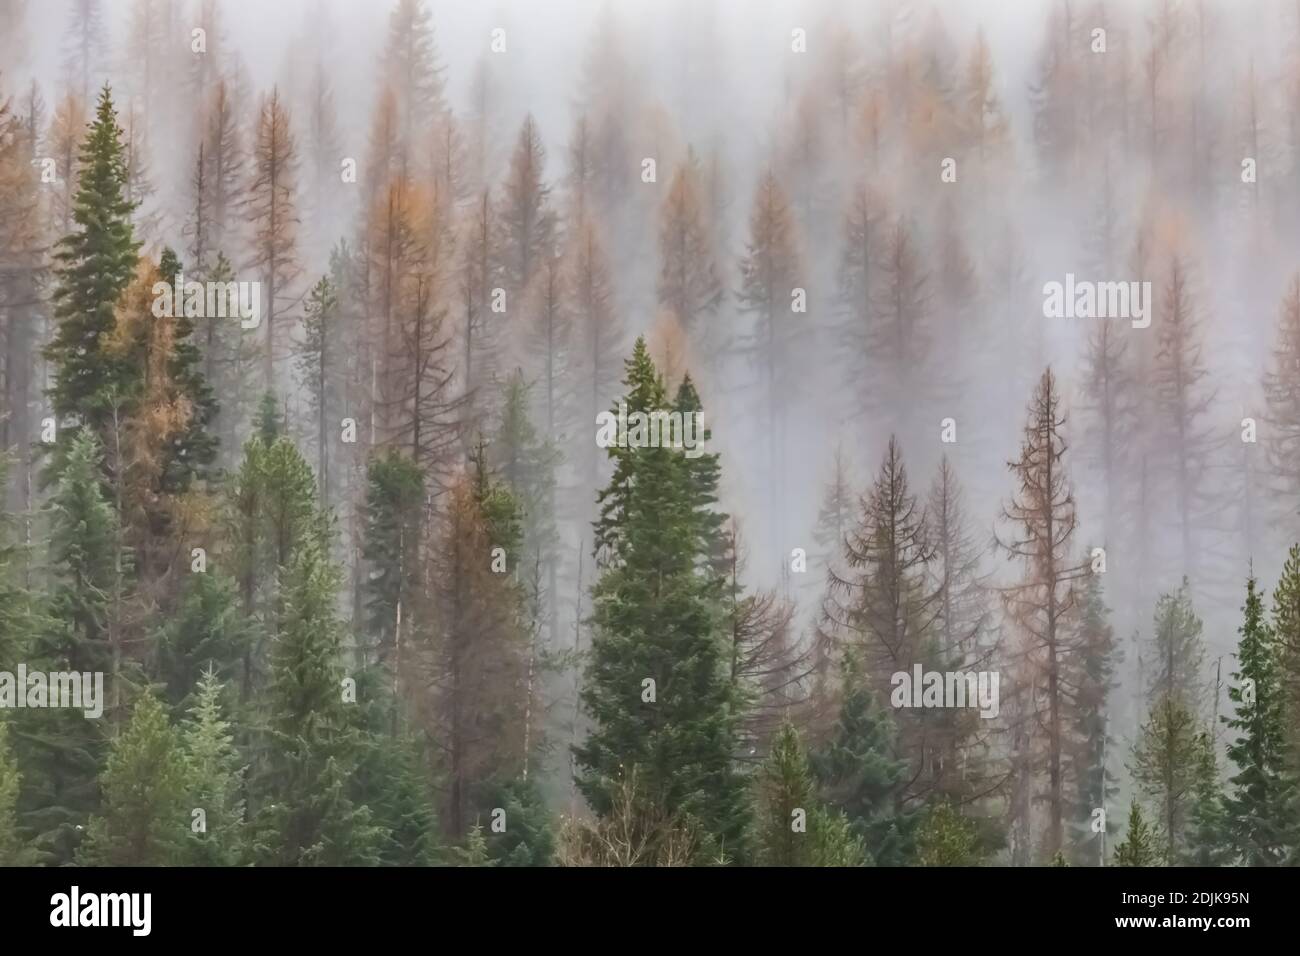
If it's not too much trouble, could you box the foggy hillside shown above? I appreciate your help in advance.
[1,0,1299,868]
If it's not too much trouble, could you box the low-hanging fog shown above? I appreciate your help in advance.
[2,0,1299,867]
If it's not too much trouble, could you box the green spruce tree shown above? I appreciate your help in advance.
[1222,573,1293,863]
[754,721,818,866]
[79,693,187,866]
[19,431,120,862]
[1113,800,1160,866]
[224,430,318,700]
[810,658,913,865]
[255,533,384,866]
[1183,732,1231,865]
[45,84,141,444]
[180,670,247,866]
[576,338,746,856]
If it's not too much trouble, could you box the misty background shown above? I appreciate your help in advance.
[3,0,1300,865]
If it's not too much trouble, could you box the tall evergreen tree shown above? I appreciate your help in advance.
[1276,544,1300,763]
[79,692,187,866]
[203,80,246,264]
[926,456,1001,811]
[60,0,105,103]
[180,670,246,866]
[381,0,447,176]
[1220,573,1291,862]
[489,369,560,649]
[1130,694,1207,862]
[0,720,34,865]
[19,431,120,862]
[810,658,912,865]
[457,189,504,440]
[256,533,383,866]
[576,339,746,856]
[1183,735,1232,866]
[222,430,318,701]
[389,236,463,489]
[45,84,140,443]
[927,456,993,664]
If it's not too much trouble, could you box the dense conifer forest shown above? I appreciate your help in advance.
[1,0,1300,867]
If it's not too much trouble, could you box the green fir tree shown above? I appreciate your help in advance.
[810,659,913,865]
[180,670,247,866]
[79,693,187,866]
[1113,800,1160,866]
[255,534,384,866]
[45,84,141,444]
[576,338,746,856]
[1223,570,1294,863]
[754,721,866,866]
